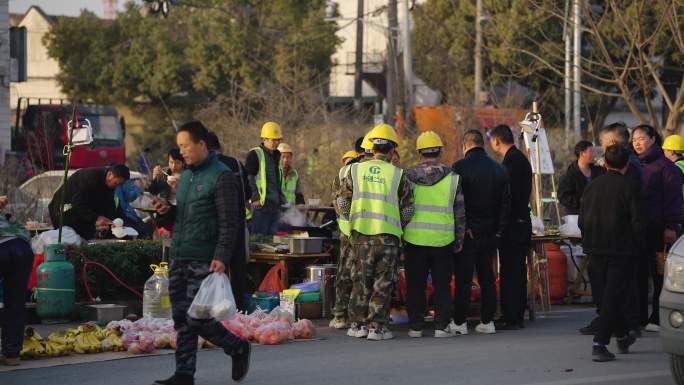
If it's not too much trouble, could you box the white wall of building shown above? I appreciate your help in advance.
[9,7,65,110]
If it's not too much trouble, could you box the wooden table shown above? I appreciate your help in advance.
[527,234,580,321]
[249,251,330,289]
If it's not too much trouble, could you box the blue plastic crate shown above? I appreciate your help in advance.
[250,294,279,313]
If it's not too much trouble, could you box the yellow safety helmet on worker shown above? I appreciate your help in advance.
[416,131,443,154]
[277,142,293,154]
[341,150,358,165]
[367,123,400,146]
[261,121,283,139]
[361,133,374,152]
[663,135,684,152]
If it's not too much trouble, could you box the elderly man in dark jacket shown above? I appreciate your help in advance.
[48,165,130,239]
[579,144,645,362]
[153,121,250,385]
[558,140,604,215]
[451,130,511,335]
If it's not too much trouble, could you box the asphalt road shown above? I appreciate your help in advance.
[2,306,675,385]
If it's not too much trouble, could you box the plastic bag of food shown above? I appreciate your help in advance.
[20,327,45,358]
[269,306,294,324]
[121,330,140,349]
[138,332,155,353]
[187,273,237,321]
[292,319,316,339]
[153,333,172,349]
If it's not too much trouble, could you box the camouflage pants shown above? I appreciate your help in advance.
[332,234,354,319]
[348,241,399,328]
[169,260,241,377]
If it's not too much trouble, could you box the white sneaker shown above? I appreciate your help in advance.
[367,327,394,341]
[645,323,660,332]
[329,317,349,329]
[475,321,496,334]
[448,321,468,335]
[408,329,423,338]
[347,323,369,338]
[434,327,455,338]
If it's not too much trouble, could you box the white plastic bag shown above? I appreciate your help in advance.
[187,273,237,321]
[559,215,581,238]
[31,226,82,254]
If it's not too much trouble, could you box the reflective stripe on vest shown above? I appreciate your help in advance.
[281,168,299,205]
[337,165,352,236]
[676,160,684,193]
[403,173,459,247]
[349,159,403,237]
[251,147,268,206]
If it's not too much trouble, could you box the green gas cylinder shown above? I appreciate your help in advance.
[36,243,75,324]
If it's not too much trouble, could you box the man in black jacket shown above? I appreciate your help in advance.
[558,140,604,215]
[579,144,643,362]
[488,124,533,330]
[206,132,249,312]
[48,165,130,239]
[451,130,511,335]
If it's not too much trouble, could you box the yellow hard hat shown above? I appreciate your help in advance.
[261,121,283,139]
[277,143,293,154]
[361,132,374,151]
[416,131,444,151]
[662,135,684,152]
[341,150,358,163]
[368,123,400,145]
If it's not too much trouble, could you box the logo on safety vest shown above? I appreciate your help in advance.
[369,166,381,174]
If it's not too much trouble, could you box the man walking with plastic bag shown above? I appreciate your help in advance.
[153,121,250,385]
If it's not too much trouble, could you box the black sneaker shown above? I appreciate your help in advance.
[592,345,616,362]
[617,333,636,354]
[580,317,600,335]
[153,374,194,385]
[231,340,251,382]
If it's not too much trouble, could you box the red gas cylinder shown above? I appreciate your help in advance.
[544,243,567,303]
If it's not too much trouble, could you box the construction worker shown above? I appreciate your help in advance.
[278,143,304,206]
[663,134,684,184]
[404,131,466,338]
[341,150,358,166]
[360,133,374,160]
[338,124,414,341]
[245,122,285,235]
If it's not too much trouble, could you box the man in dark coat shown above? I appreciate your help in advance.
[451,129,511,335]
[488,124,533,330]
[579,144,644,362]
[206,132,249,312]
[48,165,130,239]
[558,140,604,215]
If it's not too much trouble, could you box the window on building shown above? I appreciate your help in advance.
[10,27,27,82]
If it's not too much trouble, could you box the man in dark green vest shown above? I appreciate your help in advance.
[152,121,250,385]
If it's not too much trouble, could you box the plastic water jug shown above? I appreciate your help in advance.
[142,262,171,319]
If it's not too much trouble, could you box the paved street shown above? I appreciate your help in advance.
[1,306,675,385]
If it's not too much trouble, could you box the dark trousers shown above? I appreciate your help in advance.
[587,254,605,313]
[499,239,528,325]
[453,235,497,324]
[0,239,34,358]
[404,243,454,330]
[592,255,630,345]
[169,260,241,377]
[248,208,279,235]
[636,255,663,325]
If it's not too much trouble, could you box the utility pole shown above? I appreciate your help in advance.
[474,0,483,107]
[402,0,414,111]
[572,0,582,142]
[354,0,364,111]
[563,0,572,147]
[386,0,400,126]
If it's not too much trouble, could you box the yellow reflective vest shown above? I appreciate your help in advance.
[403,173,459,247]
[349,159,403,237]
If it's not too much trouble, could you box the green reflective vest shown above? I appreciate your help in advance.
[403,173,459,247]
[676,160,684,193]
[251,147,269,206]
[349,159,403,238]
[337,164,352,236]
[281,167,299,205]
